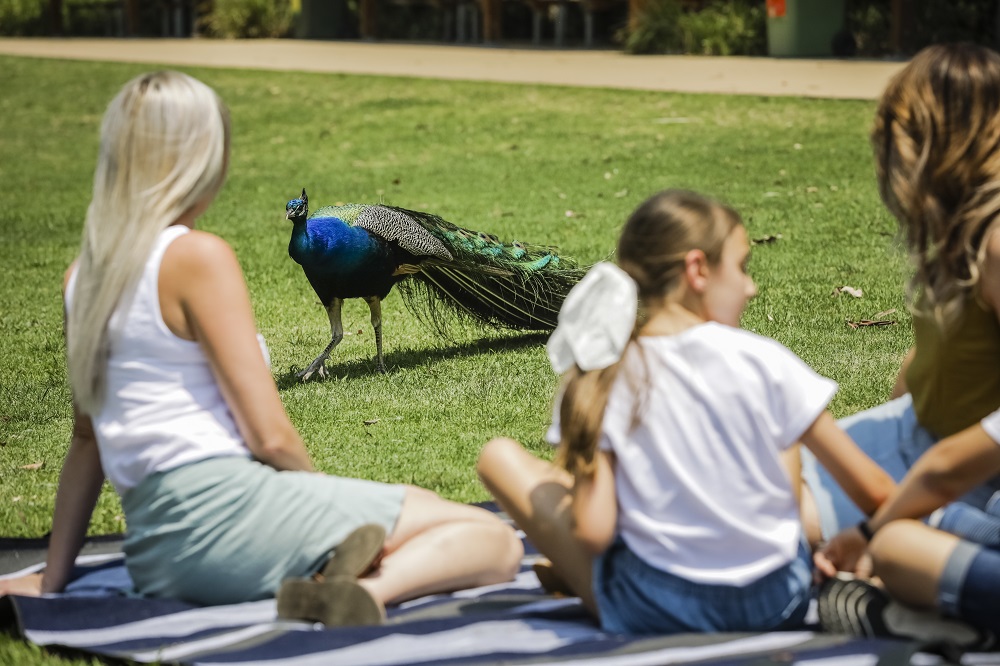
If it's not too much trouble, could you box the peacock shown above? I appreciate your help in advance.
[285,189,588,378]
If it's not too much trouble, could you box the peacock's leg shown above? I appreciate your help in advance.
[298,298,344,381]
[363,296,386,373]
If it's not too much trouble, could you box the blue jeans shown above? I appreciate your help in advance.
[801,394,1000,541]
[592,537,812,635]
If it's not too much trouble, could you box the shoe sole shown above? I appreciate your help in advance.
[322,524,386,579]
[817,576,891,638]
[277,577,385,627]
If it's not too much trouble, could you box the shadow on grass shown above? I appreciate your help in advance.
[275,332,550,389]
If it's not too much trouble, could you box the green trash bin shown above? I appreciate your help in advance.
[766,0,845,57]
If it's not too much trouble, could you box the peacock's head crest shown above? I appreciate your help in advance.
[285,188,309,223]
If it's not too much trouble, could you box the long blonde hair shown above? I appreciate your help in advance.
[555,190,742,475]
[68,71,231,414]
[873,43,1000,327]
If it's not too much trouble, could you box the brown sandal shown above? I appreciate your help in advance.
[532,559,575,597]
[277,576,386,627]
[319,524,386,580]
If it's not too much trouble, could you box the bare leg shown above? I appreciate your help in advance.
[870,519,960,609]
[477,437,598,615]
[299,298,344,381]
[359,486,523,605]
[363,296,386,374]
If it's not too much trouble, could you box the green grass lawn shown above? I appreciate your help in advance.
[0,53,909,664]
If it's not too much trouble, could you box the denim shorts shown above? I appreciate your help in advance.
[939,539,1000,632]
[802,395,1000,540]
[592,537,813,635]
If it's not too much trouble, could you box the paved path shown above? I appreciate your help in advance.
[0,38,906,100]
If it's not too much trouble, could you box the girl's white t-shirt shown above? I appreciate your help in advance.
[66,226,261,495]
[548,322,837,585]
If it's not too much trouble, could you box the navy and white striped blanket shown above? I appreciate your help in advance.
[0,506,970,665]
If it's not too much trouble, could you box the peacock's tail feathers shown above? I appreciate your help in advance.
[383,205,588,334]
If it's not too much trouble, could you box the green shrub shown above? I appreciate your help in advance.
[678,0,765,55]
[622,0,765,56]
[201,0,294,38]
[0,0,46,36]
[621,0,683,54]
[846,3,889,56]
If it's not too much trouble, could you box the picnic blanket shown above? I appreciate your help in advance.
[0,505,985,666]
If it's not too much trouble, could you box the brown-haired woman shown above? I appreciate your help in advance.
[809,43,1000,641]
[477,190,893,635]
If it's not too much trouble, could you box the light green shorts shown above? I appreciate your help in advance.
[121,456,405,605]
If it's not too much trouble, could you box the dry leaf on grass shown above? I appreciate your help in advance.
[832,286,863,298]
[846,309,898,329]
[363,418,380,426]
[20,462,43,471]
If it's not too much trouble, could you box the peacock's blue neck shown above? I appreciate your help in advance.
[289,216,399,301]
[290,218,377,269]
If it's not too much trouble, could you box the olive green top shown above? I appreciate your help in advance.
[907,295,1000,437]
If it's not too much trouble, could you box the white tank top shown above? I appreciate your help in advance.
[66,226,263,495]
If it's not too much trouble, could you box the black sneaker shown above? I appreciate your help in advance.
[818,574,997,651]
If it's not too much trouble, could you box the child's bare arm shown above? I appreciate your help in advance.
[571,451,617,555]
[800,411,895,516]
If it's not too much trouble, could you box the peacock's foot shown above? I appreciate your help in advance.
[297,357,330,382]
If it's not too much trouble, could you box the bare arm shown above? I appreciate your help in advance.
[43,267,108,593]
[571,450,617,555]
[889,347,915,400]
[41,409,106,593]
[801,411,895,517]
[873,426,1000,530]
[160,231,314,472]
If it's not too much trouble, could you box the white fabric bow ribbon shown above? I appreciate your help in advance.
[546,262,638,374]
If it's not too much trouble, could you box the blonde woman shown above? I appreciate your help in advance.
[809,43,1000,640]
[0,71,522,625]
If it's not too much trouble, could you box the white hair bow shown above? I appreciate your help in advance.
[546,262,638,374]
